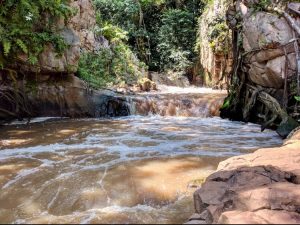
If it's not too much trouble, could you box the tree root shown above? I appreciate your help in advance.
[0,85,32,121]
[247,84,298,138]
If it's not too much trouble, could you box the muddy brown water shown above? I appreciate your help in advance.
[0,89,282,224]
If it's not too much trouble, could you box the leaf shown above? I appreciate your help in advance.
[28,55,38,65]
[16,39,28,54]
[295,96,300,102]
[221,98,231,109]
[3,40,11,56]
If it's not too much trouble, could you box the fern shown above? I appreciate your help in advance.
[3,40,11,56]
[16,39,28,54]
[28,54,38,65]
[0,0,73,67]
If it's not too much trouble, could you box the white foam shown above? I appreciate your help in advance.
[155,85,227,94]
[4,117,68,126]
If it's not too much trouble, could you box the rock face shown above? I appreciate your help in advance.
[231,1,300,89]
[30,75,131,118]
[187,129,300,224]
[18,0,100,74]
[197,0,233,89]
[0,74,130,122]
[149,71,190,87]
[221,1,299,137]
[0,0,128,121]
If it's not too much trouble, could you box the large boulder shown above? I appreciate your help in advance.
[242,12,293,52]
[187,129,300,224]
[235,1,300,88]
[149,71,190,87]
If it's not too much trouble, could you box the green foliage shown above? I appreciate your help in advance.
[93,0,203,72]
[295,96,300,102]
[157,9,196,71]
[78,43,146,89]
[221,98,231,110]
[207,16,230,54]
[252,0,271,12]
[99,23,129,44]
[0,0,73,67]
[3,41,11,56]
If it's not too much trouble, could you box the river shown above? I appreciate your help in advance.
[0,87,282,224]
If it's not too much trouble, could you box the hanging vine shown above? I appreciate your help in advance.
[221,1,299,137]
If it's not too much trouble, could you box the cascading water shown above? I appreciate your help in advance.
[126,85,227,117]
[0,86,282,224]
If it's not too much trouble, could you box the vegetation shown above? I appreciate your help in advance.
[0,0,73,67]
[207,16,230,54]
[0,0,208,89]
[78,44,147,89]
[252,0,271,12]
[77,0,208,88]
[93,0,204,72]
[157,9,196,71]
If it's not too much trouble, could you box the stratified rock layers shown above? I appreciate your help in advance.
[187,130,300,224]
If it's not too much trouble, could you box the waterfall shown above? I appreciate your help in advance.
[125,86,226,117]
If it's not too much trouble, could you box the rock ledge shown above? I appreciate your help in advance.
[186,129,300,224]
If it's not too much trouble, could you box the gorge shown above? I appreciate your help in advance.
[0,0,300,224]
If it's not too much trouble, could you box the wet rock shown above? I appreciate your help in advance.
[188,130,300,224]
[184,220,206,224]
[189,213,203,221]
[149,71,190,87]
[138,78,157,92]
[276,117,300,138]
[0,74,131,119]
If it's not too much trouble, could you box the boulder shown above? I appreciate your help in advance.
[219,209,300,224]
[138,78,157,92]
[235,2,300,88]
[248,53,296,88]
[242,12,293,52]
[149,71,190,87]
[188,130,300,224]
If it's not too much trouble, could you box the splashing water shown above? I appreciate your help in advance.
[0,87,283,224]
[0,114,282,224]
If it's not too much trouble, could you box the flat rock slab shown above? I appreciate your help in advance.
[187,130,300,224]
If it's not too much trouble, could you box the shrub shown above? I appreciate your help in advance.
[157,9,196,72]
[78,43,146,89]
[0,0,74,68]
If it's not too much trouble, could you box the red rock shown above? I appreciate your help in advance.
[189,130,300,224]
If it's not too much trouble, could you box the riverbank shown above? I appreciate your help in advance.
[186,128,300,224]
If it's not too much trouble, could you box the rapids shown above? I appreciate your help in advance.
[0,87,282,224]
